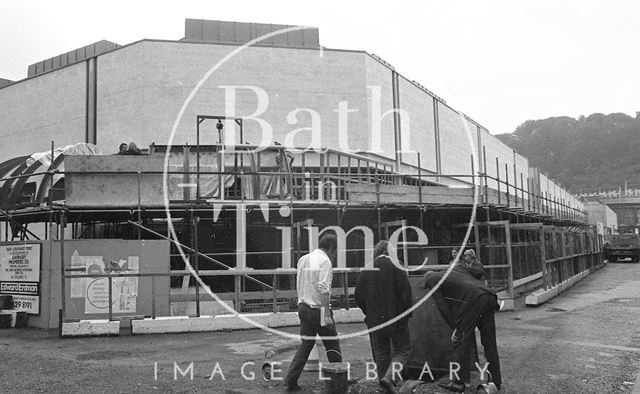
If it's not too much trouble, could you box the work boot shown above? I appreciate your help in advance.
[477,382,499,393]
[380,377,397,394]
[438,380,465,392]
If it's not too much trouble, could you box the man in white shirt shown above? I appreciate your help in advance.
[284,234,341,391]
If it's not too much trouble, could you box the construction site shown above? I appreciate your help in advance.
[0,18,616,393]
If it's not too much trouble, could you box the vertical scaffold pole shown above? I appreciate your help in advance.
[137,171,142,240]
[496,158,501,205]
[59,210,66,334]
[417,153,424,231]
[505,221,514,299]
[196,117,200,201]
[520,173,525,209]
[482,146,488,205]
[193,211,200,317]
[108,273,113,322]
[505,163,510,208]
[540,226,548,290]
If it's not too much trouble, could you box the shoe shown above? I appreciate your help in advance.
[438,380,465,392]
[477,382,499,393]
[380,377,397,394]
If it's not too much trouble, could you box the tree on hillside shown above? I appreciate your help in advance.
[496,112,640,191]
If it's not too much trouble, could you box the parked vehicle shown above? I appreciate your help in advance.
[604,234,640,262]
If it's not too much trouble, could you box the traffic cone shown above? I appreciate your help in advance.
[304,343,322,371]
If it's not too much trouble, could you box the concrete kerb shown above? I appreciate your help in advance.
[131,308,366,335]
[525,264,604,306]
[61,320,120,337]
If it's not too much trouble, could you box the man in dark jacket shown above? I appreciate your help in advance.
[424,265,502,392]
[355,241,413,394]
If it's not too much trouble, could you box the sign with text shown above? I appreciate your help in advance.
[0,243,41,314]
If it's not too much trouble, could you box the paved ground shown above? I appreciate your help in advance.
[1,262,640,393]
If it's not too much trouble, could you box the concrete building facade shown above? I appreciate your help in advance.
[584,200,618,235]
[0,19,582,213]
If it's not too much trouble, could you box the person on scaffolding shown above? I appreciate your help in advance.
[461,249,485,281]
[424,262,502,392]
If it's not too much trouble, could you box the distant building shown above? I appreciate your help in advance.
[584,200,617,235]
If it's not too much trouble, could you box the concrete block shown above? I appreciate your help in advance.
[333,309,365,323]
[131,309,367,335]
[497,297,515,312]
[265,312,299,328]
[215,313,273,330]
[526,270,591,306]
[61,320,120,337]
[170,300,234,316]
[132,315,257,335]
[131,316,202,334]
[525,287,559,305]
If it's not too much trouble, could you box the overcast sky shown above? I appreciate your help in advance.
[1,1,638,134]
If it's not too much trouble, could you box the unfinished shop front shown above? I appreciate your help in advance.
[0,137,602,333]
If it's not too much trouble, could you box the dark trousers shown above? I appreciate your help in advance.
[452,295,502,387]
[284,303,341,386]
[369,324,412,383]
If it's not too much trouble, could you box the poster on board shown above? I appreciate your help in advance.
[0,243,41,314]
[69,250,139,314]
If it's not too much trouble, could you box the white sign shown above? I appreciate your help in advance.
[0,244,40,282]
[12,295,39,314]
[0,243,41,314]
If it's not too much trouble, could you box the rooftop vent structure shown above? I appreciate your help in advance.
[183,19,320,48]
[27,40,120,77]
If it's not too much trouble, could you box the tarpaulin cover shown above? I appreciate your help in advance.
[28,143,102,203]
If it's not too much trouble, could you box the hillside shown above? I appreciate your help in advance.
[496,112,640,192]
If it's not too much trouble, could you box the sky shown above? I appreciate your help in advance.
[1,0,638,134]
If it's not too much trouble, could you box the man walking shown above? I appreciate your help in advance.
[284,234,341,391]
[424,264,502,392]
[355,241,413,394]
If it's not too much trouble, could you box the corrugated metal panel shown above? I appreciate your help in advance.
[184,19,320,48]
[27,40,120,77]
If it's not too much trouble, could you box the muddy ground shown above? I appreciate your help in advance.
[1,262,640,393]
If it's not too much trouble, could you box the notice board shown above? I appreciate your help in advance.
[0,243,41,314]
[0,243,41,315]
[63,239,170,320]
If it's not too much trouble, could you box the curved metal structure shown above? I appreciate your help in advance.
[0,153,65,208]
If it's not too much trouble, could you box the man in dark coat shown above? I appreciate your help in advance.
[424,265,502,392]
[355,241,413,394]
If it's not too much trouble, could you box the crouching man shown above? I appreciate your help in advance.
[424,265,502,392]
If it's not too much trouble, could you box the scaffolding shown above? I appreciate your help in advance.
[0,131,601,330]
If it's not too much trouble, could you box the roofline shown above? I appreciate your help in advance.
[0,37,500,158]
[0,37,479,126]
